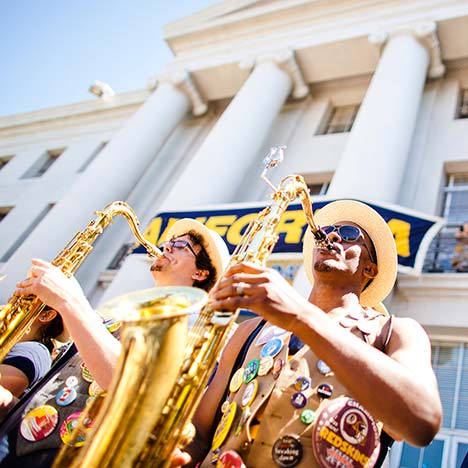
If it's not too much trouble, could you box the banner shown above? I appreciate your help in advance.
[134,198,445,275]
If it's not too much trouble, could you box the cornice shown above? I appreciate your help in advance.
[165,0,468,58]
[0,90,149,131]
[397,273,468,298]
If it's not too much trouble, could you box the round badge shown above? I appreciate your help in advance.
[272,435,303,467]
[55,386,77,406]
[65,376,79,388]
[312,397,380,468]
[211,448,221,465]
[211,402,237,450]
[317,383,333,399]
[216,450,246,468]
[221,400,231,414]
[300,408,316,425]
[88,380,103,397]
[59,411,93,447]
[20,405,58,442]
[291,392,307,409]
[241,379,258,408]
[272,358,285,379]
[260,338,284,359]
[229,368,245,393]
[234,407,251,436]
[256,326,288,346]
[80,363,94,383]
[258,356,274,376]
[316,360,332,375]
[294,376,311,392]
[106,320,121,333]
[243,359,260,384]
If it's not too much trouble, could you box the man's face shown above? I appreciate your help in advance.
[150,234,204,287]
[313,221,376,276]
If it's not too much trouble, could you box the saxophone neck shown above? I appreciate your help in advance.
[277,174,332,251]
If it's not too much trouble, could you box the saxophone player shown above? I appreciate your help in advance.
[174,201,442,468]
[0,219,229,468]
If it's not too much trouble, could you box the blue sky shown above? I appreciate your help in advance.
[0,1,220,117]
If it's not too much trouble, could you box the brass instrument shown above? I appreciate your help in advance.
[0,201,162,363]
[54,286,208,468]
[63,147,331,468]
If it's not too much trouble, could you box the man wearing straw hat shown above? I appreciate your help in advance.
[175,200,442,468]
[0,219,230,468]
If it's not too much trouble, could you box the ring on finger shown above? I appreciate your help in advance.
[236,283,246,297]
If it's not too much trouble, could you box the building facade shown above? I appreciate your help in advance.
[1,1,468,466]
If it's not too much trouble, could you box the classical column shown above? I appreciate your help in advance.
[0,73,206,296]
[327,21,445,203]
[160,49,309,209]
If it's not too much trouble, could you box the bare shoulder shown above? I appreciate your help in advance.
[390,316,431,345]
[386,316,433,372]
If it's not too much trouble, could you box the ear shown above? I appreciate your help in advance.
[192,269,209,282]
[363,262,378,280]
[38,309,58,323]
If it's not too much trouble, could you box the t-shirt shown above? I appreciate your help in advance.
[3,342,52,390]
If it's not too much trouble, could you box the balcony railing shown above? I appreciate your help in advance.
[423,230,468,273]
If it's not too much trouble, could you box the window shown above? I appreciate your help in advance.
[21,148,65,178]
[307,182,329,196]
[79,142,107,172]
[1,204,54,262]
[456,89,468,119]
[321,105,360,134]
[399,438,444,468]
[0,207,12,223]
[396,341,468,467]
[423,172,468,273]
[0,155,13,171]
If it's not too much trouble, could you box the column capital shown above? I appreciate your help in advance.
[149,70,208,116]
[368,21,445,79]
[239,48,309,99]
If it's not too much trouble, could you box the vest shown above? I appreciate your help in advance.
[13,319,120,457]
[200,308,392,468]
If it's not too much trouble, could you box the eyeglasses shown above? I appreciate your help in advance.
[321,224,376,262]
[321,225,364,242]
[158,240,198,258]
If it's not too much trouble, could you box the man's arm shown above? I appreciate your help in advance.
[209,263,442,447]
[15,258,121,389]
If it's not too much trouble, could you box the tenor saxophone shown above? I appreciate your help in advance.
[0,201,162,363]
[64,150,331,468]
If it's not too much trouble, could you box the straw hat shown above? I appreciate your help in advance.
[166,218,230,282]
[303,200,397,307]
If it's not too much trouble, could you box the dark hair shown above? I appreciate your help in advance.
[39,309,64,353]
[186,230,217,292]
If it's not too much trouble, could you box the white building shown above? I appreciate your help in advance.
[1,1,468,466]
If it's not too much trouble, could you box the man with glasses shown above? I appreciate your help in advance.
[173,200,442,468]
[0,218,229,468]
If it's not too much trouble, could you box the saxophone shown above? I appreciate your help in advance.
[0,200,162,363]
[61,148,332,468]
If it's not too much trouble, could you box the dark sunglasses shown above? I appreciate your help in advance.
[321,225,364,242]
[321,225,376,262]
[158,239,198,258]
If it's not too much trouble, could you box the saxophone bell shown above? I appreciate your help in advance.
[54,286,208,468]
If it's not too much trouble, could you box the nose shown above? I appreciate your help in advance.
[327,230,342,243]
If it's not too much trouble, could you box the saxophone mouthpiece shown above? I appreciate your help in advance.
[314,228,333,250]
